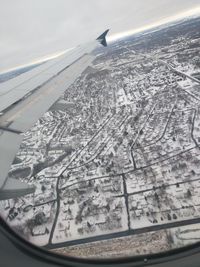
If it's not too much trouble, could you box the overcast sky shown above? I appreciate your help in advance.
[0,0,200,73]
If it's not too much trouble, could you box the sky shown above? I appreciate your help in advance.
[0,0,200,73]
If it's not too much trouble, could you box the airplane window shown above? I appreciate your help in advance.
[0,0,200,261]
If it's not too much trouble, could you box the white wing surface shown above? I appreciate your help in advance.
[0,30,109,200]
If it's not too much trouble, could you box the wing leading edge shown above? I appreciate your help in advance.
[0,30,109,200]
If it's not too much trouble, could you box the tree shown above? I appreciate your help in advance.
[27,219,35,234]
[106,166,111,173]
[167,214,172,221]
[187,189,192,198]
[41,185,46,193]
[106,204,110,212]
[123,131,128,136]
[87,221,92,228]
[34,212,46,226]
[45,227,49,234]
[154,192,159,201]
[94,186,99,193]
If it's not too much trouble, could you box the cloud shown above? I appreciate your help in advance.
[0,0,200,72]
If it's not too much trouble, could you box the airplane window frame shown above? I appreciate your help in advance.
[1,216,200,267]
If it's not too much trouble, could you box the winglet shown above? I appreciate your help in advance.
[97,29,109,47]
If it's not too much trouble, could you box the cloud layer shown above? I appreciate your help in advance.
[0,0,199,72]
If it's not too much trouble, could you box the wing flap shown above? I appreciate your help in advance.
[0,130,35,200]
[0,130,23,188]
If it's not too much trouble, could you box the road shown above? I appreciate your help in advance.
[44,217,200,250]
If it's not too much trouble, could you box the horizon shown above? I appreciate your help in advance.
[1,7,200,75]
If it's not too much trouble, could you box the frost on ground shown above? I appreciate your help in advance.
[1,16,200,258]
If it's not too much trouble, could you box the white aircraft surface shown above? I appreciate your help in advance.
[0,30,109,200]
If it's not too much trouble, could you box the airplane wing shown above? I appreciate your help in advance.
[0,30,109,200]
